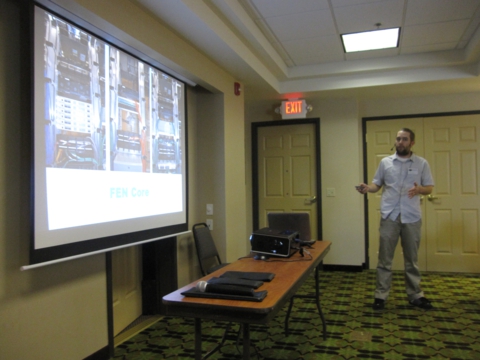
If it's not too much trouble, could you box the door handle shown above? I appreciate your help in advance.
[427,194,438,201]
[304,196,317,205]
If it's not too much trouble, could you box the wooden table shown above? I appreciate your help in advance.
[163,240,331,359]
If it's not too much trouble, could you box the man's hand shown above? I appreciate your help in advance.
[408,182,420,198]
[356,183,376,194]
[408,182,433,198]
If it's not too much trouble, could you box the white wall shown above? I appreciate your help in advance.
[360,92,480,118]
[0,2,108,359]
[0,0,248,358]
[2,0,479,358]
[57,0,248,278]
[315,98,365,266]
[245,92,480,268]
[245,98,366,267]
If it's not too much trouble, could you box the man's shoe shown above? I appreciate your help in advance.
[409,297,433,310]
[372,298,385,310]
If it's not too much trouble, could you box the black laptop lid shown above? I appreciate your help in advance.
[267,212,311,241]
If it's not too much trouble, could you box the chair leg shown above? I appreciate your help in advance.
[203,322,233,359]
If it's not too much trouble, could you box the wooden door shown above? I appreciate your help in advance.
[112,246,142,335]
[366,119,427,270]
[257,123,318,237]
[424,115,480,272]
[366,114,480,272]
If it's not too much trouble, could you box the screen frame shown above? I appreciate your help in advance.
[28,1,190,267]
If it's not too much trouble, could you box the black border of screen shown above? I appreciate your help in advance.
[29,1,189,265]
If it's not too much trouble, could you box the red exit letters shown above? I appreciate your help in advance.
[285,100,303,114]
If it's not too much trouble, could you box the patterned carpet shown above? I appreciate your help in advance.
[113,270,480,359]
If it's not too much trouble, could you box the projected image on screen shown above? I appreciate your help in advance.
[33,6,187,263]
[42,15,182,173]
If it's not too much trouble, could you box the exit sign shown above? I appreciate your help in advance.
[280,99,307,119]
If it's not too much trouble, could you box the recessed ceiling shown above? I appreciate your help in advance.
[133,0,480,101]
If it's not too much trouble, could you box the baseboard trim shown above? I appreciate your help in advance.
[114,315,163,347]
[323,264,363,272]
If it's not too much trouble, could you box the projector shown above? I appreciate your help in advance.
[250,228,299,258]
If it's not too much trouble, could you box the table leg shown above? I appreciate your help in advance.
[284,267,327,339]
[284,297,294,335]
[242,323,250,360]
[315,267,327,340]
[195,318,202,360]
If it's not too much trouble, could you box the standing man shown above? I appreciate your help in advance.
[357,128,434,310]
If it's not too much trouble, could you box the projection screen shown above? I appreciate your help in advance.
[28,4,188,267]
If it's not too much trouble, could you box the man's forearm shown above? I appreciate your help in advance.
[366,183,380,193]
[357,183,381,194]
[417,185,433,195]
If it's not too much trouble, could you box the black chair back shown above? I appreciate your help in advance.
[192,223,228,276]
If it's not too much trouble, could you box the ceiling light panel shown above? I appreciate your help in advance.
[342,28,400,53]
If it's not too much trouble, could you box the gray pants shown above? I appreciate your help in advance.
[375,217,424,301]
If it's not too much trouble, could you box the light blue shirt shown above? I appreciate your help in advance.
[372,153,434,223]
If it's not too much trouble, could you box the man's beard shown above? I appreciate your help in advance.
[396,146,410,156]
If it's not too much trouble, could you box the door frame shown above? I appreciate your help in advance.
[251,118,322,239]
[361,110,480,269]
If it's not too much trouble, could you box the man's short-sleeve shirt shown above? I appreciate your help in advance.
[372,153,434,223]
